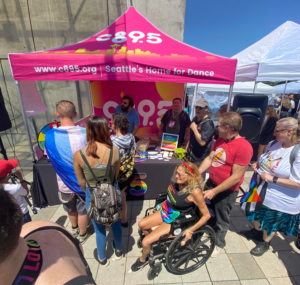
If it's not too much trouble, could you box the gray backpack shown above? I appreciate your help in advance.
[269,140,300,166]
[80,149,121,226]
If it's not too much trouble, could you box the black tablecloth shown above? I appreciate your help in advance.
[32,156,183,208]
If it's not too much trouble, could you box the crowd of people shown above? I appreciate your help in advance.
[1,96,300,284]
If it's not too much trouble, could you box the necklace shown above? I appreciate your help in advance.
[125,108,131,117]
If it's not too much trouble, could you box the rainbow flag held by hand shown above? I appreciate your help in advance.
[240,171,267,212]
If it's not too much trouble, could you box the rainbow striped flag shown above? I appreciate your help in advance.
[45,126,87,199]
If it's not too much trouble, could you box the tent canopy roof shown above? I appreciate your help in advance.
[9,7,236,84]
[275,80,300,94]
[232,21,300,82]
[188,81,276,94]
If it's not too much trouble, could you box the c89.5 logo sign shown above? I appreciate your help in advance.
[96,31,162,44]
[103,100,172,127]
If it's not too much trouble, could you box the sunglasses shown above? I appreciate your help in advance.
[175,171,188,178]
[216,124,226,129]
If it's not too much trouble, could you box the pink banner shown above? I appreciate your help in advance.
[91,81,184,136]
[9,7,236,85]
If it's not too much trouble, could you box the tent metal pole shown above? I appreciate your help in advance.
[253,81,258,93]
[227,85,234,111]
[191,84,198,119]
[182,83,187,110]
[15,81,36,162]
[75,81,83,119]
[279,80,288,114]
[88,81,94,115]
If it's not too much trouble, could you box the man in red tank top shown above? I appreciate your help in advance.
[198,112,253,257]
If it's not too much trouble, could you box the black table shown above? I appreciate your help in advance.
[32,156,183,208]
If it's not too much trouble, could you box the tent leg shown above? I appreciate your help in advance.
[279,81,288,113]
[253,81,258,93]
[182,83,187,110]
[75,81,83,119]
[227,85,234,111]
[191,84,198,119]
[15,81,36,162]
[88,81,94,115]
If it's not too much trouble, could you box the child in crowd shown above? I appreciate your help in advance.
[0,159,31,224]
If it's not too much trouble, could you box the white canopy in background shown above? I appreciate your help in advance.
[275,81,300,94]
[187,82,276,120]
[232,21,300,82]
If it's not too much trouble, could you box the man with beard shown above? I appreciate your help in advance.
[114,95,140,136]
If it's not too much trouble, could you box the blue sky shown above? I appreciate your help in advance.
[184,0,300,58]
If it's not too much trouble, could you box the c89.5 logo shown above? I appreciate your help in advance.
[96,31,162,44]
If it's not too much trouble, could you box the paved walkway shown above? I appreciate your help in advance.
[3,140,300,285]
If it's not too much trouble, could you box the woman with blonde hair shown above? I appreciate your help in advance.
[131,161,211,272]
[257,105,279,160]
[242,117,300,256]
[279,95,292,118]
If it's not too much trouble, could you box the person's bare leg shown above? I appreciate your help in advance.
[121,188,127,223]
[140,223,171,262]
[138,211,163,237]
[254,220,262,231]
[68,209,78,228]
[78,214,89,235]
[263,230,276,242]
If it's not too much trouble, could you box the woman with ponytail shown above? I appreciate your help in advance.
[243,118,300,256]
[73,116,122,267]
[130,161,211,273]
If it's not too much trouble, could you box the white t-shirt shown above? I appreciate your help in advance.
[258,141,300,214]
[4,183,29,214]
[288,100,295,113]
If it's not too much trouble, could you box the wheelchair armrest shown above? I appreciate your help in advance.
[174,214,197,224]
[156,193,168,199]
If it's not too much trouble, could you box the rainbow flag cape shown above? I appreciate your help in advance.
[240,171,267,212]
[45,126,87,199]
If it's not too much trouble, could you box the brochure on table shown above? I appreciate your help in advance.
[161,133,179,151]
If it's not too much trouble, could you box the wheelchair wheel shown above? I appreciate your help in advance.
[137,237,143,249]
[166,225,215,274]
[147,262,162,280]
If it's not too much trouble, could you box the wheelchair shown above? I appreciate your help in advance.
[136,193,216,280]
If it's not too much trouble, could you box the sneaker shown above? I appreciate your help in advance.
[94,251,110,267]
[240,228,263,242]
[77,231,90,244]
[112,241,122,260]
[250,241,270,256]
[71,226,79,237]
[211,246,222,258]
[131,257,149,272]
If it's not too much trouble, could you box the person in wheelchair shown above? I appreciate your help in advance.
[131,161,211,272]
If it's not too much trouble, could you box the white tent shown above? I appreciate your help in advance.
[275,81,300,94]
[232,21,300,82]
[187,82,276,119]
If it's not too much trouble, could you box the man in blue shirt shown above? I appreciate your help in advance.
[114,95,140,135]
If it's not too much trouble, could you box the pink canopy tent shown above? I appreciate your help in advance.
[9,7,237,84]
[8,7,237,161]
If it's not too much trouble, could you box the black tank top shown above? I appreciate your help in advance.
[167,183,194,211]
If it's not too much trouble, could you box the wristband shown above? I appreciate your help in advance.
[20,180,25,183]
[185,230,193,234]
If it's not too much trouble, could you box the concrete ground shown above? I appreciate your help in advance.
[4,140,300,285]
